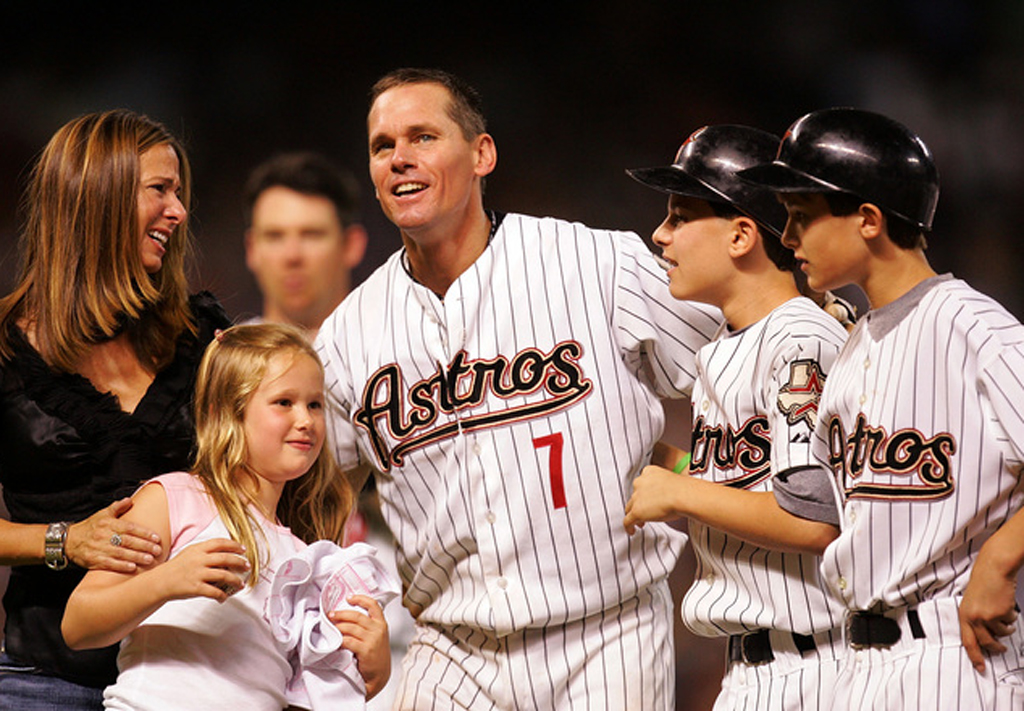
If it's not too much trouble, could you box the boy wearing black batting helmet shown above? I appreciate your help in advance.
[740,107,1024,709]
[624,124,850,710]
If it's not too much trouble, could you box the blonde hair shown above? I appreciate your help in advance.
[192,323,352,584]
[0,109,195,371]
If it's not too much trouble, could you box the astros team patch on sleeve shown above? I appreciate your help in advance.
[777,360,825,430]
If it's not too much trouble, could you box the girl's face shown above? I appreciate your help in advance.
[137,143,186,274]
[242,352,325,506]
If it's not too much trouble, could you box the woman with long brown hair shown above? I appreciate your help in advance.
[0,109,230,708]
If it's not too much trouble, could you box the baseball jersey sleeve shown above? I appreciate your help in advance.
[314,306,365,473]
[978,340,1024,466]
[764,299,847,474]
[612,232,723,398]
[763,299,847,525]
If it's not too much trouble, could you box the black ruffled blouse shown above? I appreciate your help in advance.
[0,292,230,687]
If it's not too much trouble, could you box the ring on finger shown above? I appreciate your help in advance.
[110,533,123,547]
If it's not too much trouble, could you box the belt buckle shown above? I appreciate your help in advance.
[846,613,868,651]
[847,610,901,649]
[740,632,758,664]
[740,630,773,665]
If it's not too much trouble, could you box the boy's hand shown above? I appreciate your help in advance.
[624,464,687,535]
[959,546,1019,673]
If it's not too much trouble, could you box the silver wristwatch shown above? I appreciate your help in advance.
[44,521,70,571]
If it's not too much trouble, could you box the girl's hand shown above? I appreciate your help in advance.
[65,498,163,573]
[329,594,390,699]
[159,538,250,603]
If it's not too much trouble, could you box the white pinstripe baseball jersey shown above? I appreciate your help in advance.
[315,212,722,637]
[682,296,849,638]
[817,275,1024,612]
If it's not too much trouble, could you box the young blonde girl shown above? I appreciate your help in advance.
[62,324,393,710]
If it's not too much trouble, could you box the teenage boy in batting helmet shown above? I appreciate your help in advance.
[624,124,849,710]
[739,107,1024,710]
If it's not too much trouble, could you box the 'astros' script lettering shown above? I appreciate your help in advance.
[355,342,592,470]
[690,414,772,489]
[827,413,956,500]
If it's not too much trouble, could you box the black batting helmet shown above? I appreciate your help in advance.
[737,108,939,231]
[627,125,788,238]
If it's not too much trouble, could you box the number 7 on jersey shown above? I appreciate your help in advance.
[533,432,566,509]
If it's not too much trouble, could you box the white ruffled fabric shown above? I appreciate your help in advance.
[265,540,401,710]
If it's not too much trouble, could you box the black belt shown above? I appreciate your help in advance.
[847,609,926,649]
[728,629,817,665]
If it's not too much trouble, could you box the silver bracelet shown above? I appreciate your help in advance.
[44,521,70,571]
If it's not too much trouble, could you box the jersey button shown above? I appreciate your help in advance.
[497,577,508,590]
[472,443,482,456]
[863,358,871,369]
[485,511,497,524]
[837,577,848,591]
[702,400,710,411]
[859,394,867,405]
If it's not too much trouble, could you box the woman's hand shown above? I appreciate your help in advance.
[65,498,162,573]
[330,594,391,699]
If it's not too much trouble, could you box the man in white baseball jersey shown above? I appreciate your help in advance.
[313,67,723,710]
[740,108,1024,709]
[622,125,849,710]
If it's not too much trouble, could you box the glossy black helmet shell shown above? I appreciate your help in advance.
[737,108,939,231]
[627,124,788,238]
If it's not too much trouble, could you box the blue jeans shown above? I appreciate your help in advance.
[0,652,104,710]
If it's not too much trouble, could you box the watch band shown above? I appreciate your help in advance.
[44,521,70,571]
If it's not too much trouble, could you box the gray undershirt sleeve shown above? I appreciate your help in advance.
[773,465,841,527]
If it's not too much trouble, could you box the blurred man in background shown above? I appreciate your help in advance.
[243,151,368,339]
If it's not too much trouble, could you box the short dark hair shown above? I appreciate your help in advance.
[709,201,797,272]
[823,192,926,250]
[244,152,360,227]
[369,67,487,141]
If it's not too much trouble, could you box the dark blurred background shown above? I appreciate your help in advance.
[2,2,1023,708]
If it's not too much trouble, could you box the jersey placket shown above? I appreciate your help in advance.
[834,325,879,609]
[438,265,524,634]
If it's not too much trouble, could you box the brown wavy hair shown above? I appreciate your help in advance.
[192,323,353,585]
[0,109,195,371]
